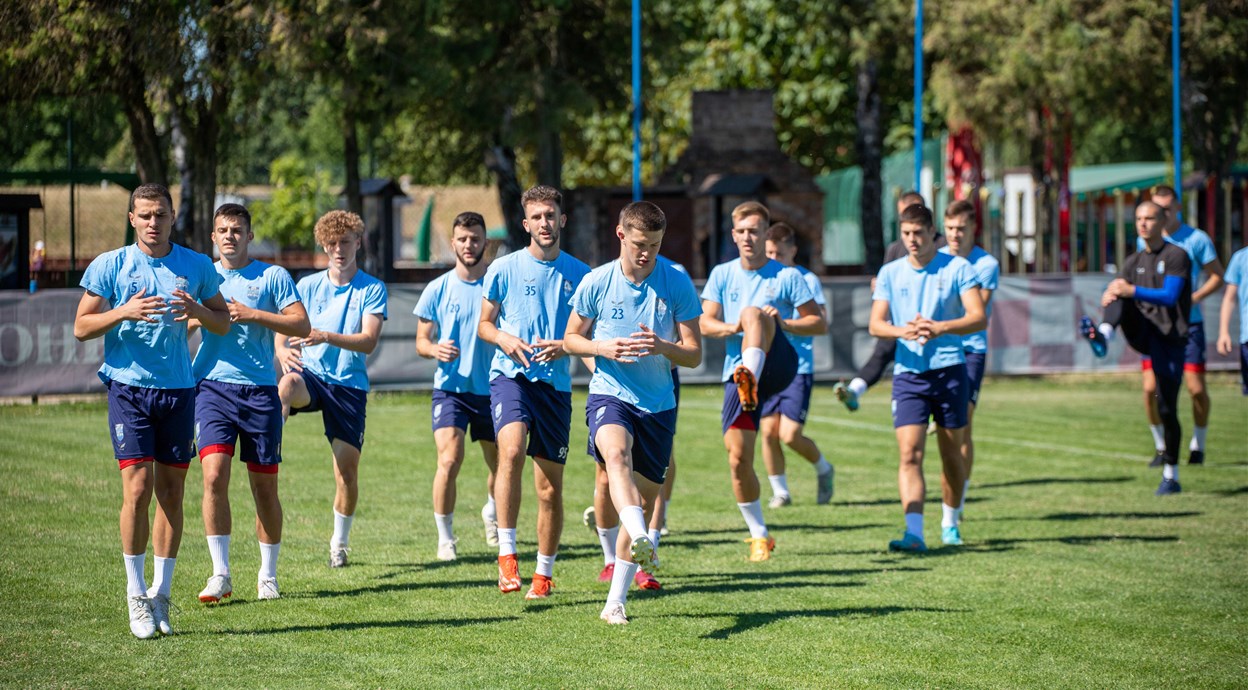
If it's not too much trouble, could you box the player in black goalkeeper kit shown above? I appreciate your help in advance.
[1098,200,1191,495]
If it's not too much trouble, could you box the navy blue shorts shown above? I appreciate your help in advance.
[432,389,496,443]
[1142,323,1207,373]
[720,330,799,434]
[964,352,987,406]
[490,374,572,463]
[1239,342,1248,395]
[105,380,196,469]
[671,367,682,434]
[891,364,970,430]
[290,371,368,451]
[195,380,283,471]
[585,394,676,485]
[760,373,813,423]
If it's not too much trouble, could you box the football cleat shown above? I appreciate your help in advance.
[1155,478,1182,496]
[525,573,553,600]
[634,569,661,590]
[941,525,964,546]
[597,562,615,583]
[328,544,349,568]
[629,535,659,575]
[1188,450,1204,465]
[833,381,859,412]
[127,595,158,639]
[746,536,776,562]
[437,539,458,562]
[768,494,792,509]
[1079,316,1108,358]
[888,532,927,553]
[600,602,629,625]
[733,365,758,412]
[198,574,232,604]
[1149,452,1165,468]
[497,554,521,593]
[582,505,596,532]
[816,467,835,505]
[482,504,499,547]
[147,592,173,635]
[257,577,281,601]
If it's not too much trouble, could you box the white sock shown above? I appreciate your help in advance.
[768,474,790,498]
[1149,425,1166,452]
[258,541,280,580]
[1098,322,1116,341]
[647,528,661,551]
[1190,427,1207,452]
[498,528,517,557]
[960,479,970,510]
[206,534,231,576]
[742,347,766,379]
[434,512,455,544]
[483,495,497,520]
[597,525,619,564]
[814,456,832,474]
[332,510,353,548]
[607,558,637,606]
[1163,463,1178,481]
[848,377,868,397]
[535,552,556,578]
[619,505,648,543]
[904,512,924,539]
[150,556,175,598]
[941,503,959,528]
[123,553,147,597]
[737,501,769,539]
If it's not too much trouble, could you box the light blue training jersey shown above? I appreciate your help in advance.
[940,245,999,354]
[483,248,591,392]
[701,258,816,382]
[571,258,701,413]
[1136,223,1217,323]
[296,269,388,392]
[192,260,300,387]
[80,243,221,389]
[413,270,495,395]
[1224,246,1248,343]
[874,252,978,375]
[788,265,827,375]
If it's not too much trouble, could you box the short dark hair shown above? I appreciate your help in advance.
[452,211,486,232]
[521,185,562,211]
[899,204,934,229]
[1152,184,1178,200]
[944,199,975,222]
[898,190,925,211]
[214,203,251,230]
[130,183,173,212]
[618,201,666,233]
[766,222,797,245]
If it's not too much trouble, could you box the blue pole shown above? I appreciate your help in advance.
[631,0,642,202]
[914,0,924,191]
[1171,0,1182,206]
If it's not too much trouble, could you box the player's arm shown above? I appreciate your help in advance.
[699,299,740,339]
[564,312,636,363]
[230,300,311,338]
[777,299,826,336]
[1216,282,1238,355]
[1192,257,1225,303]
[297,313,383,355]
[416,318,459,362]
[977,286,994,307]
[74,288,168,341]
[478,297,532,367]
[172,290,230,335]
[924,287,987,337]
[869,299,920,340]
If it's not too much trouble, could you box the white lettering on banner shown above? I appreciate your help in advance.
[36,324,81,365]
[0,322,101,367]
[0,324,33,366]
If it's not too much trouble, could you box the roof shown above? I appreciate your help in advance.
[698,174,775,196]
[1069,162,1170,199]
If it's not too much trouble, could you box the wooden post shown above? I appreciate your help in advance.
[1114,190,1126,270]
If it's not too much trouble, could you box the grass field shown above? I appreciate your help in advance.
[1,374,1245,688]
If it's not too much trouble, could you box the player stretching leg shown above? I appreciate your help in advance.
[75,184,230,637]
[192,204,309,603]
[700,202,824,561]
[478,185,591,598]
[277,211,388,567]
[414,212,500,560]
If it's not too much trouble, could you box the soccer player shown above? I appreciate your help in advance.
[414,212,499,561]
[870,204,985,551]
[1098,200,1191,494]
[835,191,946,411]
[938,200,998,517]
[192,203,309,603]
[1216,246,1248,396]
[1138,186,1223,465]
[760,222,834,507]
[74,183,230,638]
[564,200,702,625]
[700,201,824,561]
[276,210,388,567]
[478,185,591,598]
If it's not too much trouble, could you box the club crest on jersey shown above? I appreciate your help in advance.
[174,276,189,292]
[247,285,262,300]
[1156,260,1165,273]
[563,279,573,295]
[656,298,668,321]
[765,287,776,301]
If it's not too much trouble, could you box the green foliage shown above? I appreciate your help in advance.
[249,154,334,250]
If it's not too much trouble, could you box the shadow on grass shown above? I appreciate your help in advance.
[669,523,890,540]
[1212,485,1248,497]
[985,511,1203,522]
[972,534,1180,549]
[675,566,929,582]
[239,615,520,635]
[975,476,1132,489]
[833,496,990,508]
[290,577,495,600]
[663,605,961,640]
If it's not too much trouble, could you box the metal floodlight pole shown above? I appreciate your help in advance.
[914,0,924,192]
[1171,0,1182,207]
[631,0,642,202]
